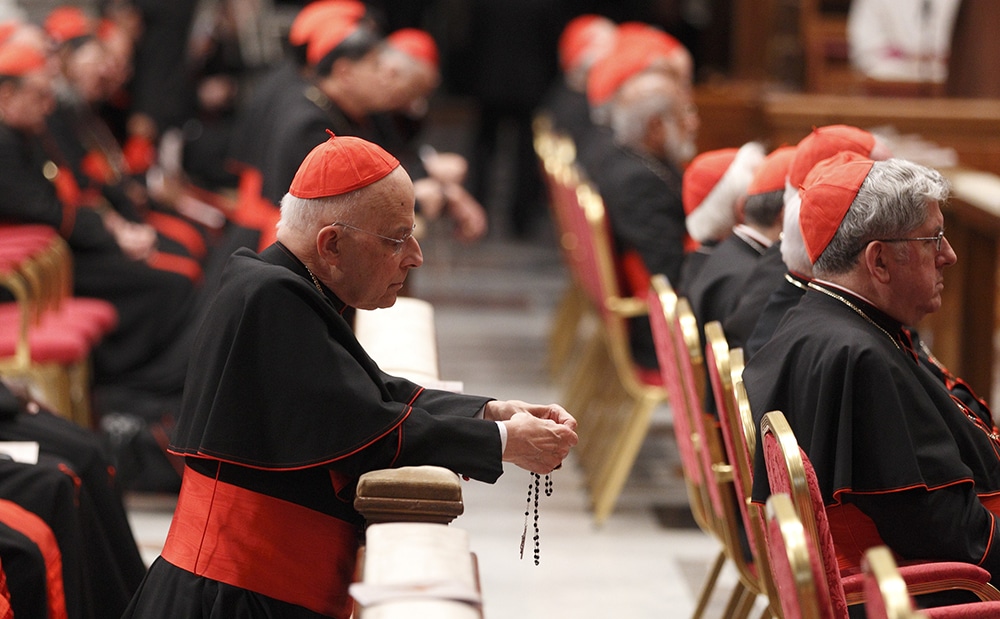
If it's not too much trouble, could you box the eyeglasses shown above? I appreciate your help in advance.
[873,229,946,252]
[330,222,415,255]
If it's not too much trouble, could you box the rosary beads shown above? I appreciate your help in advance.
[520,472,553,565]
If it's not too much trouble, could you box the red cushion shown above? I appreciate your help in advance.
[0,318,89,363]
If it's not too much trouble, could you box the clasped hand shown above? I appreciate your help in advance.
[485,400,578,474]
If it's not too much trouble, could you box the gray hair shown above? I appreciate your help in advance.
[780,187,812,274]
[813,158,950,276]
[608,90,673,150]
[277,188,364,236]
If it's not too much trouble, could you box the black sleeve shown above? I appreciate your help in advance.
[848,486,1000,582]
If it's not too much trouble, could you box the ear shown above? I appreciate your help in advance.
[863,241,892,284]
[643,115,666,154]
[316,224,342,265]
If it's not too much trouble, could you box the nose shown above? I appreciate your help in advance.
[939,234,957,266]
[404,235,423,268]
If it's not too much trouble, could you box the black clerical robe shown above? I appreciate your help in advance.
[746,284,1000,580]
[723,242,787,350]
[686,229,768,333]
[589,142,686,368]
[0,123,197,391]
[124,243,502,618]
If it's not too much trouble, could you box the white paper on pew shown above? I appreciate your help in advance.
[0,441,39,464]
[354,297,441,384]
[353,522,480,609]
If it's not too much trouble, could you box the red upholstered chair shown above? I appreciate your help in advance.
[532,118,666,525]
[533,114,588,383]
[0,225,118,425]
[765,492,829,619]
[759,411,1000,616]
[704,321,783,617]
[648,274,730,619]
[863,546,1000,619]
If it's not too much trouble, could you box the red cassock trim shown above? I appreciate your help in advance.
[0,499,67,619]
[161,465,360,618]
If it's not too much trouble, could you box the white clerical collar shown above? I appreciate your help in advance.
[810,278,878,308]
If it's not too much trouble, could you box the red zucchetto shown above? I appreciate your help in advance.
[586,22,683,106]
[43,6,93,45]
[386,28,439,69]
[747,145,797,196]
[305,18,364,66]
[289,132,400,199]
[558,14,616,74]
[0,41,47,77]
[799,151,875,263]
[683,142,765,248]
[787,124,878,190]
[288,0,366,47]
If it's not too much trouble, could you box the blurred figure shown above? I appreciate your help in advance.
[462,0,563,239]
[722,144,798,349]
[539,13,617,145]
[678,142,765,292]
[0,34,198,401]
[848,0,960,94]
[376,28,487,242]
[582,24,699,368]
[682,141,767,320]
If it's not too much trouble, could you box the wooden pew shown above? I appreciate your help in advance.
[351,522,483,619]
[351,297,484,617]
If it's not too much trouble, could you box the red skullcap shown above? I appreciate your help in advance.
[683,148,738,215]
[787,124,877,189]
[387,28,439,69]
[44,6,93,44]
[748,145,797,196]
[288,0,366,47]
[289,131,400,199]
[0,41,47,77]
[799,151,875,263]
[305,17,364,66]
[558,14,615,74]
[586,23,684,106]
[0,21,19,45]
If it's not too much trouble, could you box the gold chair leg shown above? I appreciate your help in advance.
[691,549,728,619]
[591,392,661,524]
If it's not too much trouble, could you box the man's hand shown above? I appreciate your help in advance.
[487,400,578,474]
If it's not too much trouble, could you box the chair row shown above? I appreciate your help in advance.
[0,224,117,426]
[648,271,1000,618]
[533,115,668,526]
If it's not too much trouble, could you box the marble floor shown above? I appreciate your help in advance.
[125,220,760,618]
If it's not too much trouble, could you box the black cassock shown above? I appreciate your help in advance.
[125,243,504,618]
[745,283,1000,582]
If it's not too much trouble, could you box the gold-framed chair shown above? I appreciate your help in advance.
[704,321,781,618]
[533,120,668,523]
[760,410,1000,614]
[0,225,117,426]
[648,274,728,619]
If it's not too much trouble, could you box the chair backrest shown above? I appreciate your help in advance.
[862,546,922,619]
[704,321,782,610]
[761,411,850,618]
[765,493,830,619]
[647,274,712,534]
[674,298,729,522]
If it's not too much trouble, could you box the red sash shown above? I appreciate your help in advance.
[161,465,360,618]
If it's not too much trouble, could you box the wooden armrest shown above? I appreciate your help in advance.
[355,466,464,525]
